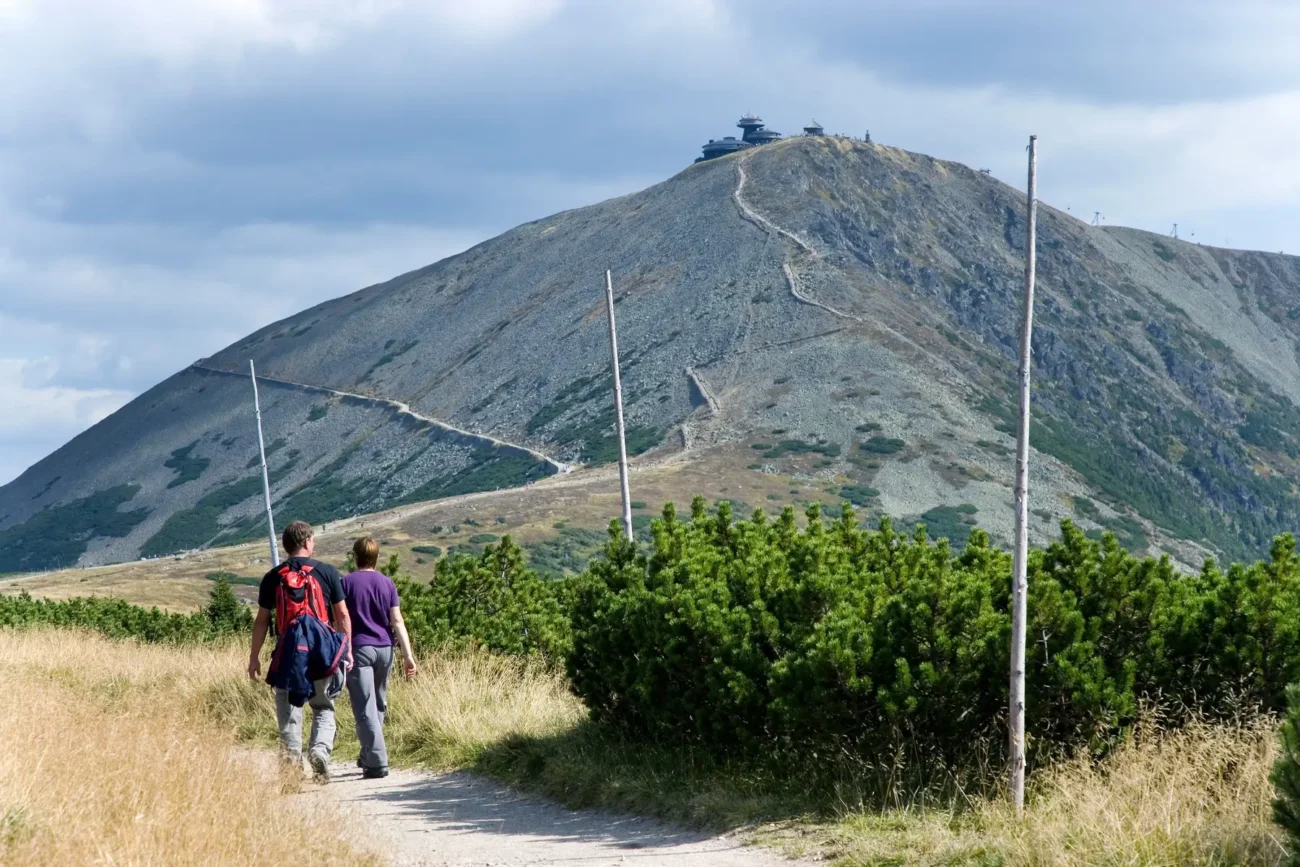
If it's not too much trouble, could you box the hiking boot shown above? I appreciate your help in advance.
[363,767,389,780]
[309,751,331,783]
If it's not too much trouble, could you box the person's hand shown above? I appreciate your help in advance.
[404,657,418,679]
[248,655,261,680]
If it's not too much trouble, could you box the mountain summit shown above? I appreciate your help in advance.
[4,135,1300,570]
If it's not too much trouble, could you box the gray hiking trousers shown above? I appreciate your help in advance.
[275,673,341,763]
[346,645,394,770]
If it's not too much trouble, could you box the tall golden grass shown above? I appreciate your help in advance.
[0,627,1289,866]
[384,650,585,769]
[827,715,1287,866]
[999,715,1285,866]
[0,630,378,866]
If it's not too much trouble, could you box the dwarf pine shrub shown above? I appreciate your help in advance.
[567,498,1300,763]
[396,537,571,660]
[0,578,252,643]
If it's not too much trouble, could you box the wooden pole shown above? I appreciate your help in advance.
[604,270,633,540]
[1010,134,1038,817]
[249,360,280,567]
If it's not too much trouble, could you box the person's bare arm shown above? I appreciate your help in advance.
[332,600,353,666]
[248,608,271,680]
[389,606,418,678]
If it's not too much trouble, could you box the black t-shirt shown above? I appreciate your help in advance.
[258,557,345,627]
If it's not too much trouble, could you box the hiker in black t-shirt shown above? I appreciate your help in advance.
[248,521,353,781]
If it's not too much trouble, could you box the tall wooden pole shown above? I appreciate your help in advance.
[1010,134,1038,816]
[249,360,280,567]
[604,270,633,540]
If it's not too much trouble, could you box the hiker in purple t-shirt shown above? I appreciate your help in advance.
[341,537,418,778]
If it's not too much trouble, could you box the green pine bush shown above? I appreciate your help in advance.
[205,576,250,633]
[0,575,251,643]
[395,536,571,660]
[567,499,1300,764]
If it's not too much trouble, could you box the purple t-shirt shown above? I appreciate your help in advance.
[342,569,399,648]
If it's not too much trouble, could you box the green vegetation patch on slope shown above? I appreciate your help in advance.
[860,436,906,455]
[163,441,210,488]
[1029,418,1216,551]
[526,373,609,435]
[245,437,287,469]
[140,477,263,557]
[0,485,149,572]
[399,450,552,504]
[752,438,841,460]
[271,476,372,529]
[839,485,880,505]
[579,425,664,465]
[526,373,665,465]
[523,526,608,577]
[902,503,979,548]
[221,442,555,540]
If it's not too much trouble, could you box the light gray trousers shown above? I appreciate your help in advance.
[275,676,338,762]
[346,645,394,770]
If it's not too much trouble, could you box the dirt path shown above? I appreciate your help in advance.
[732,152,861,325]
[305,763,806,867]
[192,362,573,474]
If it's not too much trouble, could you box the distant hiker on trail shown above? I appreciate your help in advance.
[248,520,353,782]
[342,536,418,779]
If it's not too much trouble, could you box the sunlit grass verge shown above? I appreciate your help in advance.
[270,643,1295,865]
[368,649,1292,865]
[816,716,1286,866]
[0,629,378,867]
[384,651,585,769]
[6,626,1288,866]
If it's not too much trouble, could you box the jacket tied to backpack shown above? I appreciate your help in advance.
[264,560,350,706]
[267,613,350,706]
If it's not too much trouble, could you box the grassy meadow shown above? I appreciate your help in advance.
[0,626,1286,866]
[0,630,379,867]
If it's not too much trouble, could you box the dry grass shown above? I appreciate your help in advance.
[826,716,1288,866]
[0,626,1288,867]
[0,629,378,866]
[384,651,585,769]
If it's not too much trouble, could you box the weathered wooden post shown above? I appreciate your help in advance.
[249,360,279,567]
[604,270,633,540]
[1010,134,1038,816]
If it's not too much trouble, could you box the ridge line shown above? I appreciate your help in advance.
[190,363,573,474]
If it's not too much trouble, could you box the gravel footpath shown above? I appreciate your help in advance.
[303,763,809,867]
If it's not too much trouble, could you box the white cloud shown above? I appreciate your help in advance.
[0,216,485,382]
[1,0,1299,486]
[0,357,133,484]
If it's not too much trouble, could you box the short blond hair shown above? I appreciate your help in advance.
[353,536,379,570]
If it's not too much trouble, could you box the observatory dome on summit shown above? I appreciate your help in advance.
[694,114,829,163]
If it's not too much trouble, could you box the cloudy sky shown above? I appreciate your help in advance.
[1,0,1297,485]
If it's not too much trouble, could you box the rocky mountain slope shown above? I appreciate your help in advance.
[4,135,1300,570]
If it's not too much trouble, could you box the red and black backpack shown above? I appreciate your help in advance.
[274,560,328,635]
